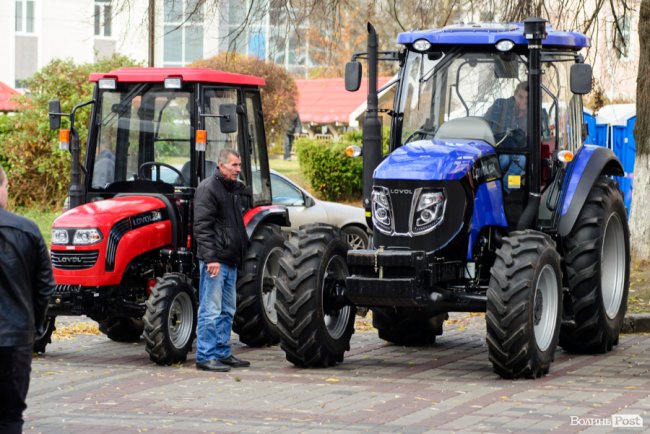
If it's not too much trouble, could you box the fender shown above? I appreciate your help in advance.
[244,205,290,238]
[557,145,624,237]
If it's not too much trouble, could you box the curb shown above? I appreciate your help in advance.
[622,313,650,333]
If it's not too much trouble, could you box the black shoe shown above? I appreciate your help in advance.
[219,355,251,368]
[196,360,231,372]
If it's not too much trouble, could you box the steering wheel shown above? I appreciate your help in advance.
[494,128,526,148]
[138,162,187,185]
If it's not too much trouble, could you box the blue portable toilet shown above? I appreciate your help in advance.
[583,110,608,147]
[596,104,636,216]
[611,116,636,215]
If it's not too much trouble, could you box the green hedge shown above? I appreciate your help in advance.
[296,129,390,202]
[296,138,362,201]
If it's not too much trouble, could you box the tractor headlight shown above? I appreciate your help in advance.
[72,228,103,245]
[371,186,393,235]
[412,189,446,234]
[51,229,69,245]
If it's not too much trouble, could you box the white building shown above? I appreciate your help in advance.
[0,0,317,91]
[0,1,639,102]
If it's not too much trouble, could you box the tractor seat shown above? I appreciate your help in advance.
[180,160,217,183]
[434,117,496,147]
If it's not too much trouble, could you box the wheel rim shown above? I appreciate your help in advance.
[601,212,626,319]
[322,254,352,340]
[168,291,194,349]
[533,264,559,352]
[345,231,366,250]
[262,246,284,326]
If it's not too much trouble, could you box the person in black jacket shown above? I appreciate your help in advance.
[0,165,55,434]
[193,148,250,372]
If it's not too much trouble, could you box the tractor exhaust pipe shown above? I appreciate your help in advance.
[362,23,383,222]
[518,17,547,230]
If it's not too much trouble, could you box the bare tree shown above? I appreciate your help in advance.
[630,0,650,259]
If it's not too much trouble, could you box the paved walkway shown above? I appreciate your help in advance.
[26,313,650,433]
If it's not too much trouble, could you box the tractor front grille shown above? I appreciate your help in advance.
[51,250,99,270]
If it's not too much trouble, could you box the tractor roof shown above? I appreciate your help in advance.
[397,22,590,50]
[89,67,265,87]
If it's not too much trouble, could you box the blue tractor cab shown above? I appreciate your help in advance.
[274,19,630,379]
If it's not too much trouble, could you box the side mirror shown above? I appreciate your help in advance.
[219,103,238,134]
[345,61,362,92]
[570,63,592,95]
[49,100,61,130]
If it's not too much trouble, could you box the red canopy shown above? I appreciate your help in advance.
[296,77,392,124]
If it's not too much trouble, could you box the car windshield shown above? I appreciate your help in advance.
[91,84,193,188]
[397,49,582,152]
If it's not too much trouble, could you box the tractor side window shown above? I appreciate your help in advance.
[93,91,120,188]
[203,88,239,177]
[245,91,271,205]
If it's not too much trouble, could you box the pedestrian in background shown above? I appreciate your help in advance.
[283,111,301,160]
[0,164,55,434]
[193,148,250,372]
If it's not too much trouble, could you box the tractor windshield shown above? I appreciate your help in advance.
[91,84,194,188]
[397,49,583,152]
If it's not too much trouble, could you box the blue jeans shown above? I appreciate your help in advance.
[196,261,238,363]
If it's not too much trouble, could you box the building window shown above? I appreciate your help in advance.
[163,0,204,66]
[15,0,35,33]
[225,0,314,77]
[94,0,112,37]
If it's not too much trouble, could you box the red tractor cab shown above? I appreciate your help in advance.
[43,67,289,364]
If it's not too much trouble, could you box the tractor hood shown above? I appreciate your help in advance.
[53,196,170,232]
[374,139,497,181]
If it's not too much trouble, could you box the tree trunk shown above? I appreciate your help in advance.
[630,0,650,260]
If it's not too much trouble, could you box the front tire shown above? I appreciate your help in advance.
[275,224,356,367]
[233,223,285,346]
[486,231,562,379]
[143,273,197,365]
[99,317,144,342]
[560,177,630,353]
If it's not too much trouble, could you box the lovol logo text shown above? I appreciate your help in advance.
[390,188,413,195]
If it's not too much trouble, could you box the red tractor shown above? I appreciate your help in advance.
[41,67,289,364]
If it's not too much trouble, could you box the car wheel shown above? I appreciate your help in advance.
[342,225,368,249]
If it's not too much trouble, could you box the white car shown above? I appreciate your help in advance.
[270,170,369,249]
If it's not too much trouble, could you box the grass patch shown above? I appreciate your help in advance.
[269,155,307,187]
[15,207,60,247]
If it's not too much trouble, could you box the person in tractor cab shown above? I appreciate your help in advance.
[0,164,55,433]
[193,148,251,372]
[484,82,528,192]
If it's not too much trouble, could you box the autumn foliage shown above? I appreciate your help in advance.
[191,53,298,146]
[1,55,139,208]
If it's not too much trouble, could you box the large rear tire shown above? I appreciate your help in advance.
[486,231,562,379]
[233,223,285,347]
[143,273,197,365]
[276,224,356,367]
[372,308,446,346]
[33,316,56,354]
[560,177,630,353]
[99,317,144,342]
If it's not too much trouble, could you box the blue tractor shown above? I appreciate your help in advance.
[275,18,630,379]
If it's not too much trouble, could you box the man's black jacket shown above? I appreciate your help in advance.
[0,208,55,346]
[193,171,249,267]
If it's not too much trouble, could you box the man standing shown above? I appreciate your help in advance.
[0,164,55,434]
[193,148,250,372]
[283,111,301,160]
